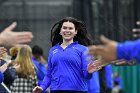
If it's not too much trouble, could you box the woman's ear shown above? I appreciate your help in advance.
[75,30,77,36]
[59,32,62,35]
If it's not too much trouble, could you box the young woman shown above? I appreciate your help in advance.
[10,45,37,93]
[33,17,99,93]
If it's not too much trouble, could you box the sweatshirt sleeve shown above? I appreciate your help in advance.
[40,50,52,92]
[117,39,140,63]
[0,71,4,83]
[81,48,92,79]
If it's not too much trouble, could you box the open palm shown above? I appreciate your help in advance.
[87,60,102,73]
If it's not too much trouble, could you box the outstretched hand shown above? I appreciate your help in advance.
[87,59,104,73]
[88,35,117,62]
[0,59,11,73]
[0,47,7,57]
[0,22,33,46]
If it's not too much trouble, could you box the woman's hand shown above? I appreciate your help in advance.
[32,86,43,93]
[87,59,103,73]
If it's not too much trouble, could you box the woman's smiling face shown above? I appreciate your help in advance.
[60,21,77,41]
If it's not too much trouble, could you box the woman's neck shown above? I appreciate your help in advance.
[62,40,74,46]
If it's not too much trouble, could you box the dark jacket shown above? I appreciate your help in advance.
[0,60,16,92]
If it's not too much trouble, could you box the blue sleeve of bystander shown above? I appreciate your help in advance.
[117,39,140,63]
[0,71,4,83]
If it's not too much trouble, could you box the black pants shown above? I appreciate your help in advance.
[51,90,87,93]
[106,88,112,93]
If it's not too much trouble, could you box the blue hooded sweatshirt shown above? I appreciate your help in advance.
[40,42,92,92]
[32,57,47,85]
[105,65,113,89]
[87,71,100,93]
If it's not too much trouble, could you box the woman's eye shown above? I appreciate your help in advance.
[69,27,73,30]
[63,27,67,29]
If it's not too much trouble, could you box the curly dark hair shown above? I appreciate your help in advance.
[51,17,93,46]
